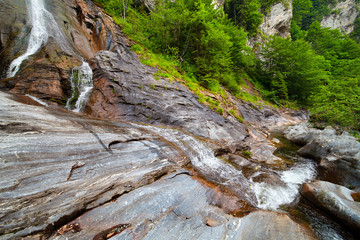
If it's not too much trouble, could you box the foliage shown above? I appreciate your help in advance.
[95,0,360,130]
[310,77,360,129]
[260,36,328,104]
[292,0,336,30]
[224,0,285,35]
[242,150,252,158]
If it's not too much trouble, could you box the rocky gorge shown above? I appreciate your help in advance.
[0,0,359,239]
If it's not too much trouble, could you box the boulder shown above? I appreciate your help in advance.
[301,181,360,233]
[283,122,319,145]
[284,124,360,188]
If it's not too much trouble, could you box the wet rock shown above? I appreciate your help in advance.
[301,180,360,233]
[214,142,249,156]
[318,156,360,191]
[283,122,319,145]
[51,173,316,240]
[87,50,248,143]
[228,154,254,167]
[0,91,184,239]
[251,172,285,187]
[285,123,360,188]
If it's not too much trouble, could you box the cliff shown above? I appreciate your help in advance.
[321,0,359,34]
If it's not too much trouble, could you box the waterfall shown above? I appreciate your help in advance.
[7,0,48,78]
[6,0,93,112]
[65,62,93,112]
[7,0,74,78]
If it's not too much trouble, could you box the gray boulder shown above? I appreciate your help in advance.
[285,124,360,188]
[301,180,360,233]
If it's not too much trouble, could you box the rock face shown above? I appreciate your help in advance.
[302,181,360,232]
[260,0,293,38]
[0,91,185,239]
[0,90,318,239]
[284,123,360,189]
[0,0,28,76]
[321,0,359,34]
[50,173,316,240]
[87,51,249,144]
[0,0,123,102]
[0,0,325,239]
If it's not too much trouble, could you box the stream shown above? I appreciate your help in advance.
[139,124,355,240]
[268,128,356,240]
[1,0,357,238]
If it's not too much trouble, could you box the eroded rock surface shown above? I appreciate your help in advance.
[87,50,249,144]
[301,181,360,232]
[0,91,185,239]
[51,173,317,240]
[260,0,293,38]
[321,0,359,34]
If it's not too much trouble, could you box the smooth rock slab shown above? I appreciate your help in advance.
[0,91,184,239]
[87,50,249,144]
[51,173,317,240]
[301,180,360,233]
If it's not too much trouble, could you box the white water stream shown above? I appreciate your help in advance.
[7,0,93,112]
[65,62,94,112]
[7,0,73,78]
[138,124,317,210]
[137,125,258,205]
[251,161,316,210]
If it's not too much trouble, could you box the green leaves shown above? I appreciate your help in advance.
[261,36,328,103]
[224,0,264,35]
[310,77,360,129]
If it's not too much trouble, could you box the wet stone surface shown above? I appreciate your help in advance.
[50,173,317,240]
[0,91,184,239]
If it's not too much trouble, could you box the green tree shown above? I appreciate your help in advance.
[261,36,328,103]
[310,77,360,129]
[224,0,263,35]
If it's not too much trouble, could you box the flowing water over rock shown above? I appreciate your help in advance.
[135,124,257,206]
[6,0,74,78]
[25,94,49,107]
[7,0,48,77]
[251,160,316,210]
[66,61,94,112]
[6,0,94,111]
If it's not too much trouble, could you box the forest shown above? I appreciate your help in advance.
[94,0,360,132]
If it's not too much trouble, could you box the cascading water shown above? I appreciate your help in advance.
[7,0,48,78]
[65,62,93,112]
[6,0,94,112]
[135,124,258,205]
[138,124,318,209]
[251,161,316,210]
[7,0,74,78]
